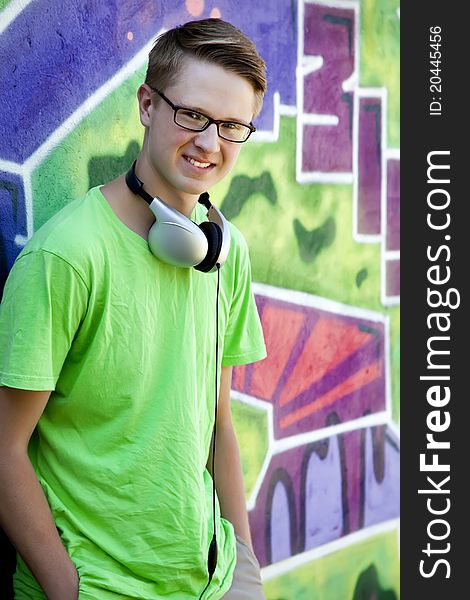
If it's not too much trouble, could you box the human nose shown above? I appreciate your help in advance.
[193,123,220,154]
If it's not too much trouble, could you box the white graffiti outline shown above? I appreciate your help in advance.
[261,517,400,581]
[0,0,36,37]
[382,147,400,306]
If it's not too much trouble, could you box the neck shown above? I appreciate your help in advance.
[134,154,198,218]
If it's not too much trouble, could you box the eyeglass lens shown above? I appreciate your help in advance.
[175,109,251,142]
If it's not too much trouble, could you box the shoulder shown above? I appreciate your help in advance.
[226,221,250,267]
[219,221,254,301]
[227,220,248,249]
[15,187,109,284]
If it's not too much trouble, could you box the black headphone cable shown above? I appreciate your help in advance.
[198,263,221,599]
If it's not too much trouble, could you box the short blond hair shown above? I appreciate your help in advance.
[145,18,267,116]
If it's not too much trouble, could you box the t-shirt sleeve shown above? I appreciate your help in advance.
[0,250,89,390]
[222,234,266,367]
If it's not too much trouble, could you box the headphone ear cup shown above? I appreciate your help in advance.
[194,221,223,273]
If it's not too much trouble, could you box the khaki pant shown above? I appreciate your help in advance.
[222,536,266,599]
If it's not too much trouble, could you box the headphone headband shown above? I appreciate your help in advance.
[125,163,153,205]
[125,163,213,210]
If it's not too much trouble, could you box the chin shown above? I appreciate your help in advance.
[180,178,216,196]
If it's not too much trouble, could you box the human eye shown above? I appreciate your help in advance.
[179,109,206,122]
[221,122,244,131]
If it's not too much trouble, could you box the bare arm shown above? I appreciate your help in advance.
[0,387,79,599]
[207,366,253,549]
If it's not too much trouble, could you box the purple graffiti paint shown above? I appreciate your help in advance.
[304,436,343,549]
[249,445,305,567]
[0,0,297,163]
[216,0,298,130]
[276,334,385,438]
[301,3,355,173]
[342,429,362,533]
[251,301,386,437]
[236,295,387,439]
[364,426,400,526]
[275,377,385,440]
[303,4,355,113]
[387,159,400,251]
[0,173,27,288]
[358,98,382,235]
[302,113,352,172]
[386,259,400,297]
[248,425,398,567]
[270,482,292,562]
[0,1,171,161]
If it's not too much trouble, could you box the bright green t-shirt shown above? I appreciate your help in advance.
[0,187,266,599]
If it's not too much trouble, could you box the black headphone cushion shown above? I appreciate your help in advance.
[195,221,223,273]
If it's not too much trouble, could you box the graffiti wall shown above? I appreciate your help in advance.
[0,0,400,598]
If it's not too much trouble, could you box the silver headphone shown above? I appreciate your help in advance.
[125,161,231,273]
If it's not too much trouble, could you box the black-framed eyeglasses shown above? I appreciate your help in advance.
[149,87,256,143]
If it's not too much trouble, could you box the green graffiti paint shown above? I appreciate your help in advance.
[88,140,140,189]
[352,564,398,600]
[32,67,144,230]
[231,399,269,497]
[263,529,400,600]
[293,216,336,263]
[356,268,368,287]
[212,115,399,422]
[360,0,400,147]
[220,171,277,220]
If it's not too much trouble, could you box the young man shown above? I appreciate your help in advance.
[0,18,267,599]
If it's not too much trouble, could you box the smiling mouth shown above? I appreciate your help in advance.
[183,155,213,169]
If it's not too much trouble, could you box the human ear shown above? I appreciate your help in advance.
[137,84,153,127]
